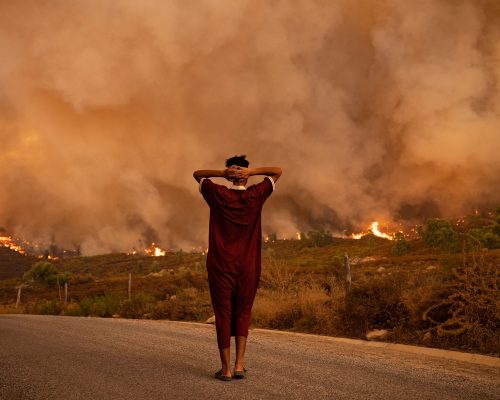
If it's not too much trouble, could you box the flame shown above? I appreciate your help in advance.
[153,247,166,257]
[296,232,302,240]
[144,243,166,257]
[369,221,393,240]
[351,221,394,240]
[0,235,27,254]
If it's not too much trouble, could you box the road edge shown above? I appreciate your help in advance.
[251,328,500,368]
[2,314,498,368]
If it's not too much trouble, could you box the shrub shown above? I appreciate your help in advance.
[341,274,410,336]
[422,250,499,352]
[418,219,460,252]
[306,227,333,247]
[392,232,410,256]
[120,291,156,318]
[77,294,122,317]
[260,257,298,293]
[39,299,63,315]
[468,228,500,249]
[151,289,212,321]
[23,262,69,285]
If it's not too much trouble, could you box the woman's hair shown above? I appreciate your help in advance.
[225,154,249,168]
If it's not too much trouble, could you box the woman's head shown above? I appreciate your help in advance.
[225,154,249,168]
[225,155,249,185]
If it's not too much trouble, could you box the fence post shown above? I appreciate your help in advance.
[344,253,351,292]
[64,282,68,306]
[128,272,132,301]
[15,285,22,308]
[57,276,62,301]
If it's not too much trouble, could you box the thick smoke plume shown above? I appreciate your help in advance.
[1,0,499,254]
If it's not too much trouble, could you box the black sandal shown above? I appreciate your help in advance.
[215,370,232,381]
[233,368,247,379]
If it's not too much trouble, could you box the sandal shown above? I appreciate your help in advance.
[214,369,232,381]
[233,368,247,379]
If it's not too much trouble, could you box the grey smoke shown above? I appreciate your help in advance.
[0,0,499,254]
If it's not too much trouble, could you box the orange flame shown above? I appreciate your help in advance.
[144,243,166,257]
[0,235,27,254]
[351,221,394,240]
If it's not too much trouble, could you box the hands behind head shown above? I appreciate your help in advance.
[224,166,250,181]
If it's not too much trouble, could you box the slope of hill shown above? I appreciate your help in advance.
[0,247,37,280]
[1,237,498,356]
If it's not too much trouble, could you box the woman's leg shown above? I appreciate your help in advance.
[235,336,247,371]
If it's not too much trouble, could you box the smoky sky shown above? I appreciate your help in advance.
[0,0,499,254]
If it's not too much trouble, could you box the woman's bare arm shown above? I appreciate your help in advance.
[231,166,282,182]
[193,168,237,182]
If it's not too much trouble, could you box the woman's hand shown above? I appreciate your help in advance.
[230,166,251,180]
[223,166,240,181]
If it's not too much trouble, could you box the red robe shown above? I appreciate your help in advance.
[200,176,274,349]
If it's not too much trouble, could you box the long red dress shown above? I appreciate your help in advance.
[200,176,274,349]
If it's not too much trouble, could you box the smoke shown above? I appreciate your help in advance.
[0,0,499,254]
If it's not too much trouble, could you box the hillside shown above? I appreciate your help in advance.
[1,236,499,356]
[0,247,38,280]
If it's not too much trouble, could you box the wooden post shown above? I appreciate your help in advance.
[128,272,132,301]
[57,276,62,301]
[64,282,68,306]
[344,253,351,292]
[15,286,22,309]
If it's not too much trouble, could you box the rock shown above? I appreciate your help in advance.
[426,265,437,271]
[205,315,216,324]
[366,329,390,341]
[112,314,120,318]
[146,268,168,277]
[423,332,432,342]
[376,266,386,273]
[170,295,177,301]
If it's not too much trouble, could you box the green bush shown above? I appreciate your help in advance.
[23,262,69,285]
[120,291,156,318]
[469,228,500,249]
[418,219,460,252]
[77,294,122,317]
[39,299,63,315]
[307,227,333,247]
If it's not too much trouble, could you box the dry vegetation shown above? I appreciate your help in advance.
[1,215,499,356]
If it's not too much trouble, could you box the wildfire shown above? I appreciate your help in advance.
[144,243,166,257]
[351,221,394,240]
[0,235,27,255]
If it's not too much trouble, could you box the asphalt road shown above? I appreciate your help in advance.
[0,314,498,400]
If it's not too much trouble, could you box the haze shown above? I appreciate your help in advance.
[0,0,499,254]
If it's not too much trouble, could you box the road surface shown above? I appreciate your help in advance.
[0,314,498,399]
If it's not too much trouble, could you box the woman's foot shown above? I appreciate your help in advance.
[233,367,247,379]
[214,369,232,381]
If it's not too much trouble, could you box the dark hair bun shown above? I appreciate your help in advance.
[225,155,249,168]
